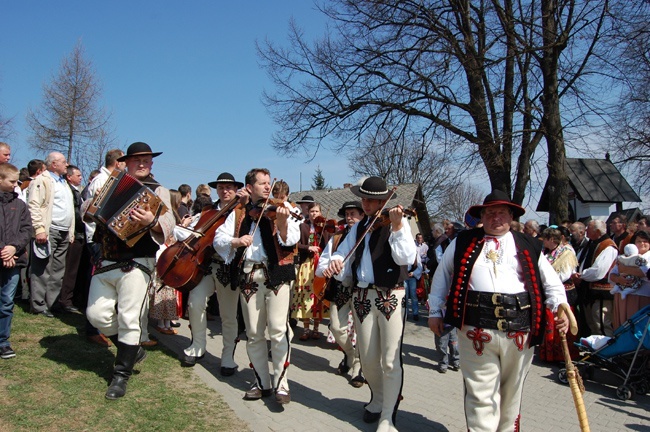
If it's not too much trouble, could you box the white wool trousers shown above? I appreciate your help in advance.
[239,267,292,391]
[352,286,405,432]
[86,258,154,346]
[458,327,534,432]
[328,285,361,376]
[184,269,240,369]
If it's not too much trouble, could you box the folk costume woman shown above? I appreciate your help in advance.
[539,226,579,361]
[150,189,182,336]
[292,202,330,340]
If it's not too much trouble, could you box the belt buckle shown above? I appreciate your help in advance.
[494,306,505,318]
[492,293,502,305]
[497,319,508,331]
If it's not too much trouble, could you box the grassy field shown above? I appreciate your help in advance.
[0,302,246,432]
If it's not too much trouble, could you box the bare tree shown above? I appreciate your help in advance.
[0,115,13,141]
[606,2,650,196]
[348,128,474,211]
[26,41,113,174]
[433,182,485,222]
[259,0,611,222]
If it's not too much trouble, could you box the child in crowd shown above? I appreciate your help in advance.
[0,163,32,359]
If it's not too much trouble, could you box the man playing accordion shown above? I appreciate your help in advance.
[85,142,175,400]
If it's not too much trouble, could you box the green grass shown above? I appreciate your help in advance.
[0,303,246,432]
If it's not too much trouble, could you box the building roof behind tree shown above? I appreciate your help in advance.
[537,157,641,212]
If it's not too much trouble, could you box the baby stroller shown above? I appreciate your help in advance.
[557,304,650,401]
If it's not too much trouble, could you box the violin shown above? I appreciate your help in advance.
[312,215,338,235]
[367,207,417,231]
[248,198,303,222]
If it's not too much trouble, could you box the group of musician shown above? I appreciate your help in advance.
[76,142,417,431]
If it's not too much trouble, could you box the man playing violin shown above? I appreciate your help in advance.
[316,200,365,387]
[323,176,416,432]
[85,142,175,400]
[213,168,300,405]
[177,172,243,376]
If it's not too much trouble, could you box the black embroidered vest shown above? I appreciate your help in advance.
[351,216,408,287]
[444,228,547,347]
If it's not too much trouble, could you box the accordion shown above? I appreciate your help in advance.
[85,170,168,247]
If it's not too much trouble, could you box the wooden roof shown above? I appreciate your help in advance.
[536,157,641,212]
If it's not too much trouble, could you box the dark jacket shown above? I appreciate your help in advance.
[69,183,85,242]
[0,191,32,268]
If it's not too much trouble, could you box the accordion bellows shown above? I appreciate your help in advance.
[85,170,168,247]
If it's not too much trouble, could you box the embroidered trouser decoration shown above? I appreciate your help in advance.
[353,289,371,323]
[466,327,491,356]
[507,331,527,351]
[239,272,259,303]
[334,285,352,309]
[375,289,399,321]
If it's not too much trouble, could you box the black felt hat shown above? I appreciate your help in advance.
[337,201,364,218]
[350,176,396,200]
[117,142,162,162]
[295,195,315,204]
[208,172,244,189]
[467,190,525,219]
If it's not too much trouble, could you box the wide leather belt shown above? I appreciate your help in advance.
[464,291,531,332]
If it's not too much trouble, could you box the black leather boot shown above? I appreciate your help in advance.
[105,342,143,400]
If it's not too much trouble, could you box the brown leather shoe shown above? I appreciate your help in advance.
[275,389,291,405]
[87,334,112,347]
[244,385,273,400]
[140,340,158,347]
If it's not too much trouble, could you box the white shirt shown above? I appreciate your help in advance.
[48,170,74,230]
[83,166,114,241]
[329,218,416,286]
[213,208,301,265]
[580,244,618,282]
[428,231,566,318]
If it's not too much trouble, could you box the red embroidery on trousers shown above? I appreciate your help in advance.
[466,327,491,356]
[507,331,526,351]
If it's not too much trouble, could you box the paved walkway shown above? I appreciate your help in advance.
[157,311,650,432]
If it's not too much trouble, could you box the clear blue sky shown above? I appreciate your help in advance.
[0,1,351,195]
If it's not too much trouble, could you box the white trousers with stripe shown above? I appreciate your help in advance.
[184,269,240,369]
[352,287,405,432]
[240,267,292,391]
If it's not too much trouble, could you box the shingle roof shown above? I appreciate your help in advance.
[536,158,641,212]
[289,183,431,234]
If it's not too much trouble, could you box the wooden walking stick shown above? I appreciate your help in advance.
[557,303,590,432]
